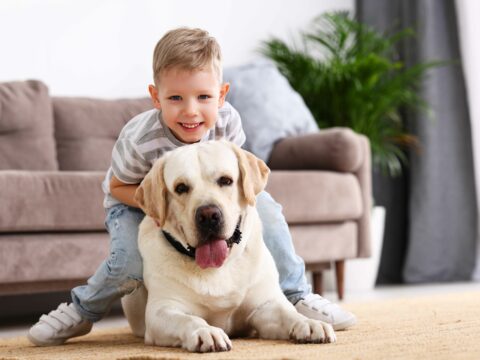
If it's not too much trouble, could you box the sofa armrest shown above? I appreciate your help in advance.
[267,127,364,173]
[355,135,372,258]
[268,128,372,259]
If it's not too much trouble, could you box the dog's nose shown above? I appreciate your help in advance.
[195,205,223,232]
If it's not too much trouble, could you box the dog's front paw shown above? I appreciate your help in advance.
[290,319,336,344]
[185,326,232,353]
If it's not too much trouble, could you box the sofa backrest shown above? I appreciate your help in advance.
[0,80,58,170]
[53,96,151,171]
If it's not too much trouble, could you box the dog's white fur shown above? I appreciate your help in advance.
[121,140,335,352]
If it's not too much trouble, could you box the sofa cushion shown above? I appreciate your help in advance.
[224,61,319,162]
[53,97,152,171]
[0,171,106,232]
[0,80,57,170]
[0,233,109,284]
[266,171,363,224]
[0,170,361,232]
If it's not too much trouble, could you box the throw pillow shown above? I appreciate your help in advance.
[224,60,319,162]
[0,80,58,170]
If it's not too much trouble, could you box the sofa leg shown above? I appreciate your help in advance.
[335,260,345,300]
[312,271,323,295]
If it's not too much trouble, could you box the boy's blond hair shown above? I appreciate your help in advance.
[153,27,222,85]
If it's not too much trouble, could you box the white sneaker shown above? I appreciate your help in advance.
[295,293,357,331]
[27,303,93,346]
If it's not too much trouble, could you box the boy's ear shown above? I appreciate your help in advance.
[218,82,230,108]
[148,84,162,110]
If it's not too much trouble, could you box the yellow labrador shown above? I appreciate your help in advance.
[121,140,336,352]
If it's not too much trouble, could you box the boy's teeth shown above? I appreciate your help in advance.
[182,123,200,128]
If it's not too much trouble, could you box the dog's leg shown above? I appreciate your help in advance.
[248,300,336,344]
[145,302,233,353]
[121,284,147,337]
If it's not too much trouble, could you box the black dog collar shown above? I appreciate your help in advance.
[162,230,196,258]
[161,217,243,259]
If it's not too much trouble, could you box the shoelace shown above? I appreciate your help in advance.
[39,303,82,331]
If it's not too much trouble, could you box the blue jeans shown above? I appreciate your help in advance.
[71,191,311,322]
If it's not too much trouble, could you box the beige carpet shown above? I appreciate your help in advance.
[1,291,480,360]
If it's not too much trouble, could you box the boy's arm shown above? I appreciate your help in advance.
[110,175,140,208]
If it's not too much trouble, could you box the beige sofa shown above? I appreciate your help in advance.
[0,80,371,301]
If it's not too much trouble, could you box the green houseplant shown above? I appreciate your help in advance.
[261,11,442,177]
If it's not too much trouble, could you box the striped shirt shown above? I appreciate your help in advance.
[102,101,246,208]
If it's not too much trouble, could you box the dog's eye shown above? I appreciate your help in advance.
[217,176,233,187]
[175,183,190,194]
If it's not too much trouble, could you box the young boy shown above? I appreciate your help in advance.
[28,27,356,346]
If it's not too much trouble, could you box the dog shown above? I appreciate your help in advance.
[121,140,336,352]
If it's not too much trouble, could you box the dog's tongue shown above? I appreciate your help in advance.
[195,239,228,269]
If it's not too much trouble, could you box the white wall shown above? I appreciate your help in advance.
[456,0,480,281]
[0,0,353,98]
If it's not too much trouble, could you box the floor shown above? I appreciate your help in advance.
[1,281,478,340]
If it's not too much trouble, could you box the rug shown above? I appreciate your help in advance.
[1,291,479,360]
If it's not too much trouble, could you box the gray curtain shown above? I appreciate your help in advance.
[357,0,478,282]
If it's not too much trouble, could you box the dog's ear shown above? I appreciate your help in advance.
[135,158,168,227]
[231,143,270,206]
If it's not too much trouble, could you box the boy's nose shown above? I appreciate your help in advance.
[183,100,198,117]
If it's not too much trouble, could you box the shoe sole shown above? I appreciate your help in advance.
[332,316,357,331]
[27,332,67,346]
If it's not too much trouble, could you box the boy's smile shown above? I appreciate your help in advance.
[149,68,229,144]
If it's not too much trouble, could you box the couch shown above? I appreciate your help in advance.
[0,77,371,302]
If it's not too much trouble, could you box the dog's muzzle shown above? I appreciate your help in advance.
[162,217,243,260]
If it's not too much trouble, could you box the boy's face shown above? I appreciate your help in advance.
[149,68,229,144]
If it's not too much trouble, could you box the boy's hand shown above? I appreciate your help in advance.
[110,175,140,208]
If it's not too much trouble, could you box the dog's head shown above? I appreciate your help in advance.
[135,140,270,269]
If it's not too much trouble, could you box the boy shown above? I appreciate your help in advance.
[28,27,356,346]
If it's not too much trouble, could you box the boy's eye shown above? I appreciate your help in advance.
[198,95,211,100]
[169,95,182,101]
